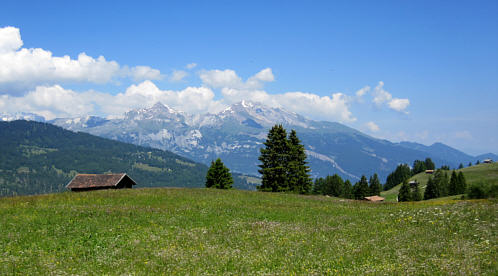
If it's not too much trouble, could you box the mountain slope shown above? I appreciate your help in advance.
[49,101,485,181]
[381,162,498,202]
[0,120,211,196]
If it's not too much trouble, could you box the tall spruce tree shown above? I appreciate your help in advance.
[342,179,353,199]
[434,170,449,197]
[258,125,311,194]
[424,176,439,200]
[353,175,369,199]
[369,173,382,196]
[312,177,325,195]
[449,170,459,196]
[425,158,435,170]
[287,130,312,194]
[205,158,233,189]
[457,171,467,194]
[258,125,289,192]
[413,160,427,175]
[412,182,423,201]
[398,180,412,202]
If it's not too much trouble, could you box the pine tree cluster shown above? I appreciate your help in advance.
[398,180,422,202]
[258,125,312,194]
[384,164,412,191]
[313,173,382,200]
[424,169,466,200]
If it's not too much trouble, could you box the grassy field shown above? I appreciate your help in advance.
[381,163,498,202]
[0,188,496,275]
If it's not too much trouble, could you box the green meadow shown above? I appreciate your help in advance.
[1,188,496,275]
[381,163,498,202]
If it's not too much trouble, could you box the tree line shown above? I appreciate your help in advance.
[205,124,486,202]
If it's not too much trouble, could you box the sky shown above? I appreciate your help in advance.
[0,0,497,155]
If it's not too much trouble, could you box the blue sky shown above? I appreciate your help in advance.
[0,0,497,155]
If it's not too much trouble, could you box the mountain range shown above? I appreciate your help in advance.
[40,101,495,181]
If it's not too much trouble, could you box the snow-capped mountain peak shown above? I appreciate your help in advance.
[1,112,46,122]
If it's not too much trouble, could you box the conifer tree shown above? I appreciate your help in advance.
[312,177,326,195]
[457,171,467,194]
[384,164,412,191]
[287,130,312,194]
[425,158,435,170]
[205,158,233,189]
[258,125,289,192]
[468,162,472,167]
[424,176,439,200]
[435,170,449,197]
[449,170,458,196]
[369,173,382,196]
[412,182,423,201]
[353,175,369,199]
[342,179,353,199]
[413,160,427,175]
[458,163,464,169]
[398,180,412,202]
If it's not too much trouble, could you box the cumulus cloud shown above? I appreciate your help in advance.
[365,121,380,132]
[200,67,274,90]
[388,98,410,113]
[0,81,225,119]
[128,66,164,82]
[186,63,197,69]
[170,70,188,82]
[200,68,355,122]
[0,85,95,119]
[373,81,410,113]
[356,85,370,98]
[0,26,163,94]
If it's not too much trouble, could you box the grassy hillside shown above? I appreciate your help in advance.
[0,189,496,274]
[381,163,498,202]
[0,121,259,196]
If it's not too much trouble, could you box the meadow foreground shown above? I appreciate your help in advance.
[0,188,496,274]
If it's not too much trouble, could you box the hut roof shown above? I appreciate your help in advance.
[66,173,136,189]
[364,195,385,202]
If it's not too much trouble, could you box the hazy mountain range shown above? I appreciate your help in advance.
[3,101,495,181]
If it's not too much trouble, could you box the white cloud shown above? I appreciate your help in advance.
[365,121,380,132]
[186,63,197,69]
[356,85,370,98]
[0,26,22,53]
[388,98,410,113]
[0,26,162,94]
[128,66,163,82]
[372,81,410,113]
[170,70,188,82]
[373,81,392,105]
[200,67,274,90]
[0,85,95,119]
[200,69,243,88]
[0,81,225,119]
[201,68,354,122]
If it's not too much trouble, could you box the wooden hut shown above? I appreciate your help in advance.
[364,195,385,202]
[66,173,137,191]
[483,159,493,164]
[425,170,434,174]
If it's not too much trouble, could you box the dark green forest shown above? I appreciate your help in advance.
[0,121,253,196]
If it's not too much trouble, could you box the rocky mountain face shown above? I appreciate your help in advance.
[48,101,477,181]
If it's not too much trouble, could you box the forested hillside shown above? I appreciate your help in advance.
[0,121,213,196]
